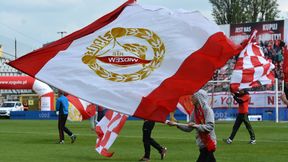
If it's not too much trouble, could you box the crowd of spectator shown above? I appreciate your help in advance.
[260,39,285,79]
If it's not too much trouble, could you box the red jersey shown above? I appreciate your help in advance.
[238,94,250,114]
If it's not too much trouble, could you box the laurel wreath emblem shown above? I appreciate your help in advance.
[82,27,165,82]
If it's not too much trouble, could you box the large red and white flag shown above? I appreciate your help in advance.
[8,0,240,122]
[95,109,128,157]
[230,30,275,92]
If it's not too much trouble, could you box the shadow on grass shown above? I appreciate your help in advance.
[0,116,10,119]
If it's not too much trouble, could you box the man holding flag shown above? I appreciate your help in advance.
[226,30,275,144]
[167,89,216,162]
[224,89,256,144]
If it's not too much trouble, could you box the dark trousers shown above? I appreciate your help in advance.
[229,113,255,140]
[142,120,162,158]
[58,114,73,141]
[197,148,216,162]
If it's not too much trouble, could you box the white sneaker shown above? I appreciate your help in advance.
[223,138,232,144]
[58,140,64,144]
[249,140,256,144]
[70,135,77,144]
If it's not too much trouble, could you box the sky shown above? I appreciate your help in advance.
[0,0,288,59]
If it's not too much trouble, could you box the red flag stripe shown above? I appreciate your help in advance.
[241,68,255,83]
[250,56,263,67]
[267,72,275,81]
[251,44,263,56]
[234,58,244,70]
[66,95,91,119]
[262,63,271,75]
[100,131,112,148]
[105,109,114,120]
[134,32,240,122]
[100,148,113,157]
[112,115,128,133]
[107,113,121,128]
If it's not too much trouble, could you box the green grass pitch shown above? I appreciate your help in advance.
[0,120,287,162]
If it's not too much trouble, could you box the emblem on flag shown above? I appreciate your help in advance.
[82,27,166,82]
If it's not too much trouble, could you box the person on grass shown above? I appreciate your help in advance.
[167,89,216,162]
[89,105,105,131]
[56,90,76,144]
[224,89,256,144]
[139,120,167,162]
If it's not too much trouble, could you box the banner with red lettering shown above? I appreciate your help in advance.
[209,91,286,108]
[0,76,54,110]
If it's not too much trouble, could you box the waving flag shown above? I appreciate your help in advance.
[8,0,240,122]
[230,30,275,92]
[66,95,96,121]
[177,95,194,115]
[95,110,128,157]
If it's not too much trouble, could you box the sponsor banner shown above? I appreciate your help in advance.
[10,111,58,120]
[0,76,35,89]
[0,76,55,111]
[230,20,284,44]
[209,91,286,108]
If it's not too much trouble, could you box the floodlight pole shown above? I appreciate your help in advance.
[14,38,17,59]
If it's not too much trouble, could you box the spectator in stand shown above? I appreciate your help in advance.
[167,89,216,162]
[23,101,29,111]
[224,89,256,144]
[260,39,285,81]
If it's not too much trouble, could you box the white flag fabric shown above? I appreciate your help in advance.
[230,30,275,92]
[8,0,240,122]
[95,110,128,157]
